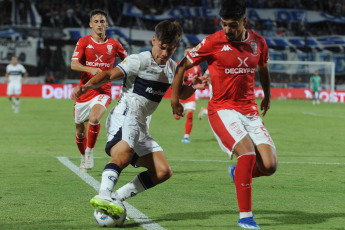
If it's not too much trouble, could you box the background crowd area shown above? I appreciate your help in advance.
[0,0,345,85]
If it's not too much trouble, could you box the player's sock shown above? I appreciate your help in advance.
[113,171,154,201]
[184,112,193,136]
[76,135,87,155]
[88,122,100,148]
[99,163,122,198]
[235,152,256,213]
[252,163,270,178]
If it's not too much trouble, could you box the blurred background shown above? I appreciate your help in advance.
[0,0,344,90]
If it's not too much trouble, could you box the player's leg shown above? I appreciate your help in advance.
[182,108,194,143]
[91,140,132,215]
[7,84,16,110]
[316,90,320,104]
[76,122,88,172]
[312,91,316,104]
[198,107,208,120]
[113,151,172,201]
[253,144,277,177]
[181,102,196,143]
[208,110,260,229]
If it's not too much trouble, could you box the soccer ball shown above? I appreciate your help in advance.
[93,201,126,227]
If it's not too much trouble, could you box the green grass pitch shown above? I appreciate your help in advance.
[0,97,344,229]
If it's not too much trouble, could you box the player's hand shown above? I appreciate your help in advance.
[90,68,102,76]
[71,85,88,100]
[192,75,207,90]
[260,96,270,117]
[171,101,185,119]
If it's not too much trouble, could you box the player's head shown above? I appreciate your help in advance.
[219,0,248,42]
[11,56,18,65]
[89,9,108,36]
[314,71,319,75]
[151,20,183,65]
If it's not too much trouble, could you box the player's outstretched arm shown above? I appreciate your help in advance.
[71,59,102,76]
[258,64,271,117]
[171,57,193,117]
[71,67,124,100]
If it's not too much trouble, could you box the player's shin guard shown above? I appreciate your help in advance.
[88,122,100,148]
[76,135,87,155]
[235,152,256,212]
[113,171,154,201]
[184,112,193,135]
[99,163,122,198]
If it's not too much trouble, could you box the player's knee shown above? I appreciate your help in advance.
[76,132,85,139]
[262,162,278,175]
[157,165,172,182]
[89,116,101,124]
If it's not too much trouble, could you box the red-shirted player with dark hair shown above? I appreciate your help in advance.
[71,9,128,173]
[171,0,278,229]
[177,48,202,143]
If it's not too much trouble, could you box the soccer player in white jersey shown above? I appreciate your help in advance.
[6,56,28,113]
[71,9,127,173]
[171,0,278,229]
[72,20,204,216]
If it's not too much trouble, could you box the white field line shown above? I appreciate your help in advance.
[302,112,345,119]
[57,157,167,230]
[63,156,345,165]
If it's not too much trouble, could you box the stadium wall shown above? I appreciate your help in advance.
[1,84,345,103]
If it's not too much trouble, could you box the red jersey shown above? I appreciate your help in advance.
[186,29,268,116]
[179,64,202,103]
[72,35,128,103]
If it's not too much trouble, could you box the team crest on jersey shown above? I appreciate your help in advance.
[250,41,258,56]
[107,44,113,55]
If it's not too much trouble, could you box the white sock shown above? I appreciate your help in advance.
[184,134,190,138]
[240,211,253,219]
[99,167,120,198]
[112,175,145,201]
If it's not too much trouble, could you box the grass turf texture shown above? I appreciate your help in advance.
[0,97,344,229]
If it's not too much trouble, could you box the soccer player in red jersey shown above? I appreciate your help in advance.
[71,9,128,173]
[171,0,278,229]
[176,48,203,143]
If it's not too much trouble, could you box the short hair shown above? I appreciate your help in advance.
[89,9,107,21]
[219,0,246,20]
[154,20,183,47]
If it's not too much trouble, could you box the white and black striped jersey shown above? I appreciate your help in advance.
[114,51,177,124]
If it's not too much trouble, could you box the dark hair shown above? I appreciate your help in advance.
[219,0,246,20]
[89,9,107,21]
[155,20,183,47]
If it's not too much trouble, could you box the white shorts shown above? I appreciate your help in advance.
[105,110,163,157]
[7,82,22,96]
[208,109,275,159]
[74,94,111,124]
[181,101,196,111]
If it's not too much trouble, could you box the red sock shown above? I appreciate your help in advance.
[252,163,270,178]
[235,153,256,212]
[76,135,87,155]
[88,123,100,148]
[184,112,193,135]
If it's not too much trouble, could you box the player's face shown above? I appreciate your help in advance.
[11,57,18,65]
[151,36,177,65]
[89,14,108,35]
[221,17,248,42]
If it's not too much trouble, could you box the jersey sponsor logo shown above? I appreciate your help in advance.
[133,77,170,102]
[86,61,111,68]
[95,54,103,62]
[221,45,232,51]
[225,57,255,74]
[86,44,94,49]
[237,57,248,67]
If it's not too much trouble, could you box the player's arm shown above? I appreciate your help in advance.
[5,72,9,83]
[258,63,271,117]
[171,57,195,117]
[71,59,102,76]
[22,71,28,83]
[71,67,124,99]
